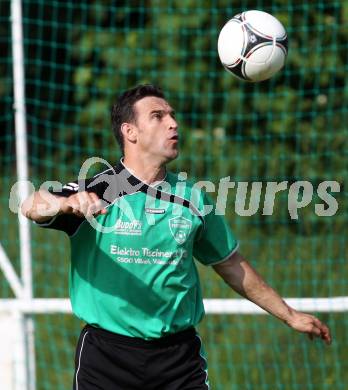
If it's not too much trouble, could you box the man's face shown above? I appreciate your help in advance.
[131,96,179,163]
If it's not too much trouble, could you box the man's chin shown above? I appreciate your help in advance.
[166,149,179,162]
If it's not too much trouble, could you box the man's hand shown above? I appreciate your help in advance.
[22,190,107,222]
[285,310,332,345]
[59,191,107,218]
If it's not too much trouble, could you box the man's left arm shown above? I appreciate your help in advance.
[213,251,332,345]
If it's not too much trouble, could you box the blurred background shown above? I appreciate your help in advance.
[1,0,347,389]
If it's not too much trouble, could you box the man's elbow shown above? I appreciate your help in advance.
[213,251,243,275]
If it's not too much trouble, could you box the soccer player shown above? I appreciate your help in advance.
[22,85,331,390]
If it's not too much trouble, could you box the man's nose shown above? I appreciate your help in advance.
[168,116,178,130]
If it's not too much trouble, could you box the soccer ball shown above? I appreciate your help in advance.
[217,10,288,82]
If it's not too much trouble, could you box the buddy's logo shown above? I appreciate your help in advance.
[114,219,142,236]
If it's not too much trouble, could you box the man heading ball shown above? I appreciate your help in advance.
[22,84,331,390]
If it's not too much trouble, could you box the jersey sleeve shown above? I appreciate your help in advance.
[193,193,239,266]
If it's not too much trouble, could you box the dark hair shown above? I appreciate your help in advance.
[111,84,165,152]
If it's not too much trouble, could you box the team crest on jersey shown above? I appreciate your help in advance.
[169,216,192,244]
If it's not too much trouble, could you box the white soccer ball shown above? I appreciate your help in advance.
[217,10,288,82]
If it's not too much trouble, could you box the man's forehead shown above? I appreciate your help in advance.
[134,96,173,113]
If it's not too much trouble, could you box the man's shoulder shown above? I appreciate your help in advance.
[55,167,123,202]
[61,167,113,191]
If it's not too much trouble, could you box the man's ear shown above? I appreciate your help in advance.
[121,122,137,144]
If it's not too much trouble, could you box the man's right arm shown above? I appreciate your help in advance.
[213,251,332,345]
[21,189,106,223]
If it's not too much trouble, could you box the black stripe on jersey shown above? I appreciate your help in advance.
[111,162,204,224]
[142,184,204,225]
[112,163,204,224]
[39,161,204,235]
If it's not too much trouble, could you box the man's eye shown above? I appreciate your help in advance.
[153,113,162,119]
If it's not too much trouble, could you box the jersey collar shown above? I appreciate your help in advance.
[118,158,168,188]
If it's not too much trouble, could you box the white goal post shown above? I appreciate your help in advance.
[1,294,348,390]
[1,296,348,390]
[2,297,348,315]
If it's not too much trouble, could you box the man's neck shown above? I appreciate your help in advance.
[122,156,167,185]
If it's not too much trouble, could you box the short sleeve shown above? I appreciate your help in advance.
[193,194,238,266]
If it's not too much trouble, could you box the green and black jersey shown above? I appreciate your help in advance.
[39,161,238,339]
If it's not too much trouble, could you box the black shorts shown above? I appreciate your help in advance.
[73,324,210,390]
